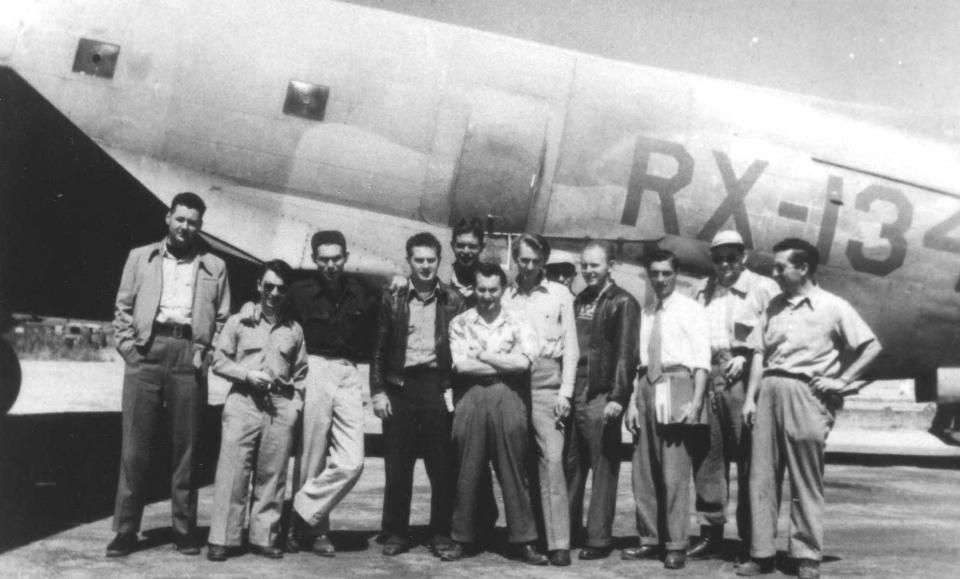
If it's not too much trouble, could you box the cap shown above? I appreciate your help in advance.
[710,230,745,249]
[546,249,579,266]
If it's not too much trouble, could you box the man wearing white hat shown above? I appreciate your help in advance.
[688,230,779,561]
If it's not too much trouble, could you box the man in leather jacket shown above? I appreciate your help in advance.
[370,232,465,556]
[564,240,639,560]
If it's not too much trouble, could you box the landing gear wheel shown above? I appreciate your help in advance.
[0,338,21,415]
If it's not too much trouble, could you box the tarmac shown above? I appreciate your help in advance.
[0,457,958,578]
[2,360,960,577]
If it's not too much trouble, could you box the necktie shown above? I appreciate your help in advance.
[648,300,663,383]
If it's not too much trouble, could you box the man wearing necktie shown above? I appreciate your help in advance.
[623,249,710,570]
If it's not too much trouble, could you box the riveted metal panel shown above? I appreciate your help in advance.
[72,38,120,79]
[283,80,329,121]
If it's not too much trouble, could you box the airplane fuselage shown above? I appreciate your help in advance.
[3,0,960,394]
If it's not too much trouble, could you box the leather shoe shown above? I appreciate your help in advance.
[206,544,228,562]
[106,533,137,557]
[664,550,686,570]
[579,546,611,560]
[621,545,659,560]
[736,558,775,576]
[174,532,201,556]
[687,525,723,559]
[250,544,284,559]
[439,542,466,562]
[548,549,571,567]
[382,542,410,556]
[517,543,548,566]
[798,558,820,579]
[311,534,335,557]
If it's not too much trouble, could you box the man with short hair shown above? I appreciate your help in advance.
[738,238,881,579]
[501,234,579,567]
[566,241,639,560]
[623,249,710,570]
[108,192,230,557]
[286,230,377,556]
[371,232,465,556]
[449,218,487,305]
[207,260,307,561]
[688,231,780,560]
[442,263,548,566]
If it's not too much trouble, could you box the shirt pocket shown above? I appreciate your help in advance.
[237,329,266,357]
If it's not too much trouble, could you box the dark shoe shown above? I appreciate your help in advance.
[517,543,549,566]
[548,549,571,566]
[284,512,308,553]
[439,542,466,562]
[382,542,410,556]
[428,535,454,556]
[621,545,660,560]
[664,550,686,570]
[174,532,201,556]
[250,545,284,559]
[311,534,335,557]
[798,558,821,579]
[578,546,611,560]
[687,525,723,559]
[206,544,228,561]
[106,533,138,557]
[736,557,775,576]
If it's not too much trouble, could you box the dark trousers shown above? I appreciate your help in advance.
[632,372,704,551]
[381,368,453,544]
[564,376,622,549]
[113,335,203,535]
[691,356,752,543]
[451,379,537,545]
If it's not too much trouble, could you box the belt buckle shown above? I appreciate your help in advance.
[173,325,184,339]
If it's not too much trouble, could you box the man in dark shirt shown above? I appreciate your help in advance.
[286,230,377,556]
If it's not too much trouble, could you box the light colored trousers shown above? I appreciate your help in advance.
[292,356,365,533]
[208,387,299,547]
[530,388,571,550]
[749,375,834,561]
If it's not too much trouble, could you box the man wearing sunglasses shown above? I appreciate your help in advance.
[688,231,779,562]
[207,260,307,561]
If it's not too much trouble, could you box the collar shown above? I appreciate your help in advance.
[406,278,439,303]
[508,274,549,297]
[149,239,215,273]
[244,302,286,328]
[784,285,821,309]
[468,306,511,330]
[654,291,679,311]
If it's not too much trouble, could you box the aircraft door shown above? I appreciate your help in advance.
[448,97,549,232]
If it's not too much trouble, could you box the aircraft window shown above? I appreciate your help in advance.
[283,80,329,121]
[72,39,120,79]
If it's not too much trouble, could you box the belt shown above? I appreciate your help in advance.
[237,381,297,400]
[472,375,501,386]
[763,369,812,383]
[152,322,192,340]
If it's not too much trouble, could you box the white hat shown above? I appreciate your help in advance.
[546,249,579,266]
[710,230,745,249]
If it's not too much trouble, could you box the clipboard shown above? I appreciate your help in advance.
[652,374,708,425]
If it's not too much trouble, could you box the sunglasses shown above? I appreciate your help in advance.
[711,254,742,265]
[262,282,288,294]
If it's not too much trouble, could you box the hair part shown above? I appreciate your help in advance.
[259,259,294,285]
[170,192,207,217]
[512,233,551,261]
[772,237,819,275]
[474,261,508,288]
[406,232,442,260]
[452,217,486,245]
[311,230,347,256]
[643,248,681,272]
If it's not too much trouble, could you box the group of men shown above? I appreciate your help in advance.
[105,191,881,579]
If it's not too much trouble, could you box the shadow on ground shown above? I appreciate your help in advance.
[0,406,224,553]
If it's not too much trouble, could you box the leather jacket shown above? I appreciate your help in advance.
[370,280,465,395]
[575,281,639,406]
